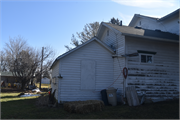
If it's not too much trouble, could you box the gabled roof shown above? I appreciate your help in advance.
[97,22,179,42]
[129,14,158,26]
[50,37,114,69]
[158,9,179,22]
[129,9,179,26]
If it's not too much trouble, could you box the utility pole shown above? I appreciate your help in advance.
[39,47,44,90]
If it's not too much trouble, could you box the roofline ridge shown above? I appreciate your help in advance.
[50,36,114,69]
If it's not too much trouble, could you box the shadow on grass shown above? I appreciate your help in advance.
[1,97,179,119]
[1,96,20,99]
[1,95,40,103]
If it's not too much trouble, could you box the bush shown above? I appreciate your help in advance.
[64,100,104,114]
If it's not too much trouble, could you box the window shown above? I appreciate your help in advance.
[107,30,109,36]
[141,55,153,63]
[137,50,156,64]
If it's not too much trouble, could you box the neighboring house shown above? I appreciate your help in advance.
[0,72,21,83]
[129,9,179,35]
[51,10,179,103]
[41,77,51,84]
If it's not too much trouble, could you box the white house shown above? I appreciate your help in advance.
[41,77,50,84]
[50,38,115,102]
[129,9,179,35]
[51,10,179,103]
[97,22,179,101]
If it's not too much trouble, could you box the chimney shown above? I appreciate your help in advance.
[119,20,122,26]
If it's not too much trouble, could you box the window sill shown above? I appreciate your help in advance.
[139,63,155,66]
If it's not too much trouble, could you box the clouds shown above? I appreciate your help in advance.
[111,0,177,8]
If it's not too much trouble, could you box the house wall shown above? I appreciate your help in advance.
[101,27,126,101]
[1,76,20,83]
[51,60,60,100]
[58,41,114,103]
[134,16,179,35]
[125,36,179,100]
[41,77,50,84]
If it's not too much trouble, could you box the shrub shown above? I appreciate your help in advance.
[64,100,104,114]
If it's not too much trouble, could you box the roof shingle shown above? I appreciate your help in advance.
[104,23,179,41]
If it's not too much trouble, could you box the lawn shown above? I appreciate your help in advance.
[1,92,179,119]
[35,83,51,88]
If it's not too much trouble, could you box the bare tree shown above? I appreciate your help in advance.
[64,45,72,51]
[3,36,55,89]
[64,19,121,52]
[0,51,8,71]
[65,22,100,51]
[43,70,50,79]
[77,22,100,43]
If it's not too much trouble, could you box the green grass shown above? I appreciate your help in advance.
[0,92,39,102]
[1,92,179,119]
[35,83,51,88]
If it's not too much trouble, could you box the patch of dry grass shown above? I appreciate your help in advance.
[64,100,104,114]
[35,83,51,88]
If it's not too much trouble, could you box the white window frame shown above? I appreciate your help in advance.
[139,53,154,65]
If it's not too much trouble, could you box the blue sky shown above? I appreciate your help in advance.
[1,0,179,58]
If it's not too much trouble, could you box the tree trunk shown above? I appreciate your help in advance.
[31,79,34,85]
[21,81,26,90]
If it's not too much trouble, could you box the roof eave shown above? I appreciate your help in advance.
[158,9,179,22]
[102,22,122,34]
[128,14,139,27]
[122,33,179,43]
[50,37,115,69]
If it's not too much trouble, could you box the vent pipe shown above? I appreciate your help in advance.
[119,20,122,26]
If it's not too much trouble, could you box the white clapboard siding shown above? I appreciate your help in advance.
[57,41,114,103]
[113,57,125,102]
[133,16,179,35]
[101,27,126,55]
[51,60,59,100]
[125,36,179,99]
[101,27,126,102]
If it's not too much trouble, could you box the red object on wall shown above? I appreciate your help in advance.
[123,67,128,79]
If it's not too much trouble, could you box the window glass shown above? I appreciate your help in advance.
[147,56,152,63]
[141,55,146,63]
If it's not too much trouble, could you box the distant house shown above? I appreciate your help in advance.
[50,9,179,103]
[41,77,51,84]
[0,72,21,83]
